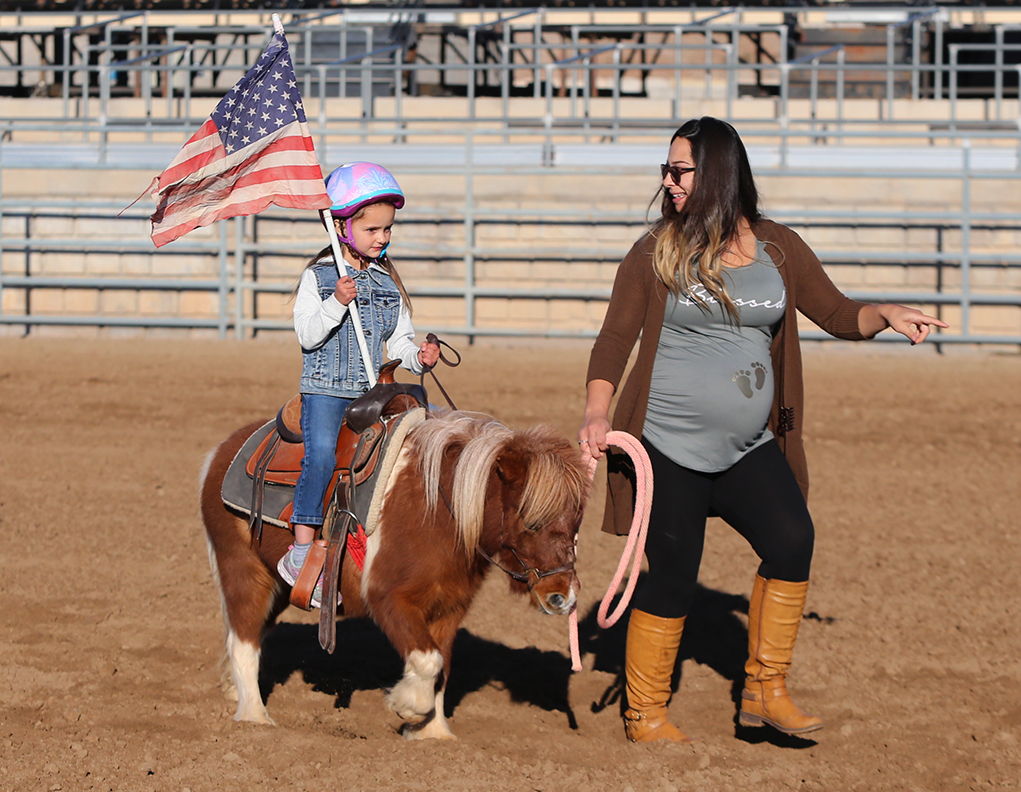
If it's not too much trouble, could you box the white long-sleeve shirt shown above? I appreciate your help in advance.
[293,261,424,376]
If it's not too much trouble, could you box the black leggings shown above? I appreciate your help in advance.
[633,438,815,620]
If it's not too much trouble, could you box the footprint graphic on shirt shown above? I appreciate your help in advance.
[752,362,767,390]
[733,370,753,398]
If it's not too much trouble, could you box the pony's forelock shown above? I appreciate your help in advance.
[519,426,588,531]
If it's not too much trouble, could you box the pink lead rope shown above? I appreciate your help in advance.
[568,431,653,672]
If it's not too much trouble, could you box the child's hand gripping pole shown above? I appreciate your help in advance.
[322,208,378,388]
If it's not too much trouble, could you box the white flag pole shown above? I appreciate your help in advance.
[275,14,376,387]
[323,209,378,388]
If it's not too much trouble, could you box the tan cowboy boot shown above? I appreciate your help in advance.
[622,609,695,743]
[740,575,824,735]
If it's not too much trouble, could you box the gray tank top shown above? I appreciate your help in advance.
[643,239,786,472]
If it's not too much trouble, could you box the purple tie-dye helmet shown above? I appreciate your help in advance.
[324,162,405,219]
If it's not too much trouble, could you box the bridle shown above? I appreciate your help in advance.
[475,544,575,592]
[437,482,575,593]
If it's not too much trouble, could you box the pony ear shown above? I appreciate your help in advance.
[495,448,528,487]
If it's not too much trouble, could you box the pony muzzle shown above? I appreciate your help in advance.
[534,576,578,616]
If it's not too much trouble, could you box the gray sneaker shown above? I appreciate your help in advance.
[277,545,324,609]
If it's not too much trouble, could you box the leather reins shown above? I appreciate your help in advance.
[421,332,460,412]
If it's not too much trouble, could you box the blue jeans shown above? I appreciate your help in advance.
[291,393,353,526]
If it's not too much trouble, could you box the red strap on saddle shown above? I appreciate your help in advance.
[346,525,367,571]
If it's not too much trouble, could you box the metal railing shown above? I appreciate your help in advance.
[1,129,1018,346]
[1,8,1019,345]
[3,7,1021,135]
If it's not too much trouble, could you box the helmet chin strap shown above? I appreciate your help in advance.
[337,217,388,265]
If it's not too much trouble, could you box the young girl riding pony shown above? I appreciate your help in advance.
[279,162,440,608]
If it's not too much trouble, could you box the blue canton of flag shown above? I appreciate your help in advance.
[211,31,307,155]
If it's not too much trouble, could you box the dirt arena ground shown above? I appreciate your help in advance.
[1,336,1019,792]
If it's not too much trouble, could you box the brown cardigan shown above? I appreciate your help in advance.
[586,218,868,536]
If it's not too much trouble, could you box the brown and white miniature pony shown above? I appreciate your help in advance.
[200,410,589,739]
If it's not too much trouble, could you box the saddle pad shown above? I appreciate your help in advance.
[221,421,293,529]
[220,408,428,534]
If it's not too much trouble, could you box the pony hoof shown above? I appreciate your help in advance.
[233,710,275,722]
[233,707,277,726]
[400,718,456,741]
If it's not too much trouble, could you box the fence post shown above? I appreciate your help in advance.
[234,215,245,340]
[99,49,109,164]
[583,53,592,143]
[303,26,312,103]
[361,53,372,136]
[960,139,971,342]
[934,11,944,100]
[810,56,819,135]
[704,24,713,99]
[995,26,1004,120]
[534,9,543,99]
[226,218,239,340]
[837,48,845,141]
[82,38,91,139]
[501,24,510,136]
[544,62,554,155]
[463,131,476,343]
[779,62,790,168]
[949,46,958,136]
[468,25,476,122]
[1016,65,1021,171]
[726,38,736,118]
[674,25,683,120]
[612,47,621,144]
[886,23,895,120]
[62,28,71,116]
[912,17,921,101]
[183,46,193,119]
[318,64,328,166]
[394,47,404,139]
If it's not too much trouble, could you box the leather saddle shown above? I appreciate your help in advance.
[246,360,427,539]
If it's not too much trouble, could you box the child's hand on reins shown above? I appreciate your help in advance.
[335,275,357,306]
[418,341,441,369]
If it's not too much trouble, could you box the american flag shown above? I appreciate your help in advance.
[147,28,330,248]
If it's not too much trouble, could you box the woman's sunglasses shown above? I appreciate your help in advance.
[661,164,696,182]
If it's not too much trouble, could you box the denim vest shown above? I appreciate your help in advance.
[299,261,403,399]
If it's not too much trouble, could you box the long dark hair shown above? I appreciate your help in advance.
[651,116,761,319]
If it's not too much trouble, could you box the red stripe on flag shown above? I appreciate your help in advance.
[172,125,317,187]
[150,136,330,247]
[151,187,329,248]
[156,120,223,186]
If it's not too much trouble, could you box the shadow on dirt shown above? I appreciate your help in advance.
[259,618,577,728]
[258,577,824,746]
[578,576,821,749]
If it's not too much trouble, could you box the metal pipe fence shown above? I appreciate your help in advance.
[1,129,1019,346]
[1,8,1019,345]
[4,7,1021,136]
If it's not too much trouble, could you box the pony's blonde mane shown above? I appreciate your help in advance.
[408,412,588,554]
